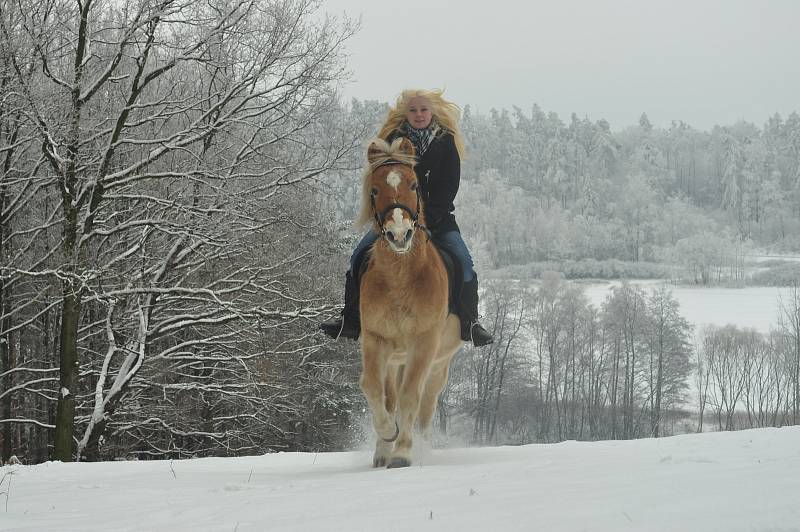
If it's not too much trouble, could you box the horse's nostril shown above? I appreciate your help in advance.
[386,232,395,241]
[405,229,413,242]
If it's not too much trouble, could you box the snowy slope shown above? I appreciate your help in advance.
[2,427,799,532]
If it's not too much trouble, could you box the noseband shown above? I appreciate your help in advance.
[370,161,431,241]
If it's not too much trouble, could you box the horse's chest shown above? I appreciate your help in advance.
[361,272,445,332]
[368,287,422,321]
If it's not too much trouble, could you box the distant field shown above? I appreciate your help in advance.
[579,280,791,333]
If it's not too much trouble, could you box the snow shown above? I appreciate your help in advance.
[582,281,790,333]
[3,427,799,531]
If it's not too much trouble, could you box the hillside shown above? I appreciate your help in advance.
[3,427,799,531]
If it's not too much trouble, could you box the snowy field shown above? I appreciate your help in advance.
[2,427,799,532]
[581,281,791,333]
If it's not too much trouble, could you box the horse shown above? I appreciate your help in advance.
[356,137,464,468]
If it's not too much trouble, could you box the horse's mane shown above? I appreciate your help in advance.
[354,138,417,229]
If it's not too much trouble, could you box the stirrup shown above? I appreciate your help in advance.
[468,322,494,346]
[320,316,359,340]
[334,318,345,341]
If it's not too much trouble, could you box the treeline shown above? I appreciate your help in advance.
[325,102,800,282]
[697,320,800,432]
[436,277,800,445]
[457,108,800,279]
[0,0,367,463]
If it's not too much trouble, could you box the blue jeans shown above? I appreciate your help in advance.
[350,230,475,283]
[350,230,379,273]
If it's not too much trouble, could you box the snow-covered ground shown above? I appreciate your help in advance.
[3,427,799,531]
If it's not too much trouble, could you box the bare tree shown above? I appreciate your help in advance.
[642,286,692,437]
[0,1,62,461]
[694,332,712,433]
[1,0,361,462]
[703,326,748,431]
[601,282,648,439]
[470,282,525,444]
[534,271,566,441]
[777,283,800,424]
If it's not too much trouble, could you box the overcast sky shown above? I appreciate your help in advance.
[323,0,799,130]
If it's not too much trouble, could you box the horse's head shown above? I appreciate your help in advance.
[361,138,425,254]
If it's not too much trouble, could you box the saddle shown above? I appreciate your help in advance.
[355,238,463,314]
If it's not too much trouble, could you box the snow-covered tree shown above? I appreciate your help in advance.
[0,0,361,462]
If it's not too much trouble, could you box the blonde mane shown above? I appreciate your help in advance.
[355,138,417,229]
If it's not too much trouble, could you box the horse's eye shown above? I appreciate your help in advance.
[370,187,378,197]
[410,182,418,191]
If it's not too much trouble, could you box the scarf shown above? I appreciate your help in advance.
[403,120,439,159]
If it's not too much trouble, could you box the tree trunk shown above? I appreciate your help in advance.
[53,291,81,461]
[1,135,13,461]
[654,352,663,438]
[1,327,12,462]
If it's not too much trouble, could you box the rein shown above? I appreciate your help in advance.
[370,162,431,241]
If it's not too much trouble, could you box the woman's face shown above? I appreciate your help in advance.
[405,97,433,129]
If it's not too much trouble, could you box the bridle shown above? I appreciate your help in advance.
[370,160,431,241]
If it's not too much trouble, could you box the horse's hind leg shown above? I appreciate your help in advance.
[417,361,451,440]
[384,365,401,413]
[419,323,461,442]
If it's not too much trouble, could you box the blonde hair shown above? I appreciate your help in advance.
[355,138,418,229]
[377,89,466,159]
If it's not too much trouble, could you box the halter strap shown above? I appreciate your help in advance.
[370,187,431,241]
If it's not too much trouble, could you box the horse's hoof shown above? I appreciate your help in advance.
[373,456,388,468]
[387,457,411,469]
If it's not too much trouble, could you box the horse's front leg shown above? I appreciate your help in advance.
[418,322,462,440]
[373,365,401,467]
[388,332,440,468]
[360,333,397,467]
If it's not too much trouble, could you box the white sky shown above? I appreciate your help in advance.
[323,0,800,130]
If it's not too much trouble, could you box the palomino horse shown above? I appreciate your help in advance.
[357,137,463,468]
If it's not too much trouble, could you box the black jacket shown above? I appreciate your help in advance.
[387,129,461,234]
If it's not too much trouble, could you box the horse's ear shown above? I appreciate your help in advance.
[367,140,384,164]
[398,137,415,158]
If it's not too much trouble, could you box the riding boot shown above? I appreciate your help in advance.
[319,271,361,340]
[458,274,494,346]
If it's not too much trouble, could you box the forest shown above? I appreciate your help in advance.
[439,276,800,446]
[2,0,799,464]
[325,101,800,284]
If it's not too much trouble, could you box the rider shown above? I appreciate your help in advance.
[320,89,494,346]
